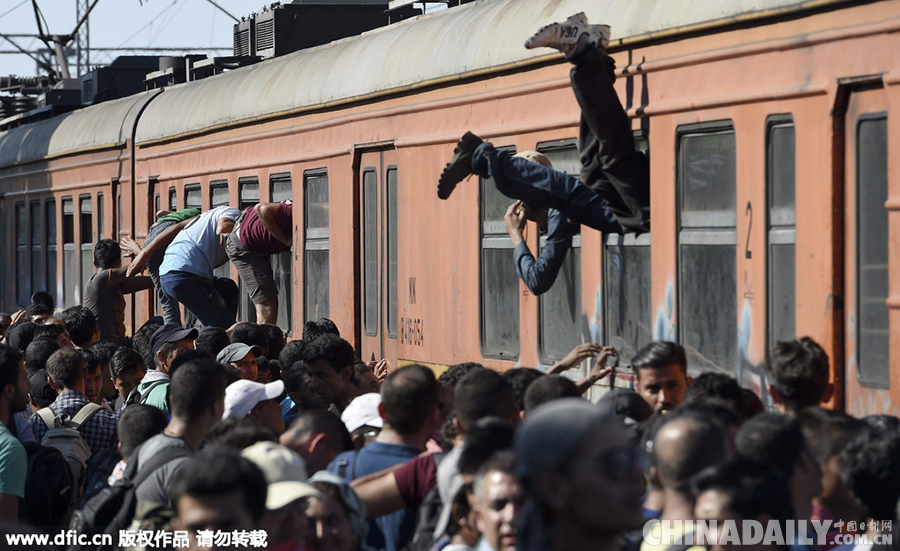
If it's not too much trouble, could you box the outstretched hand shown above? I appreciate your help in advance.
[587,346,618,383]
[550,342,603,374]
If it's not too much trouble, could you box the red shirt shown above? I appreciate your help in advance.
[392,453,439,510]
[240,200,293,254]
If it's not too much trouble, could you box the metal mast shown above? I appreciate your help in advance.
[75,0,90,75]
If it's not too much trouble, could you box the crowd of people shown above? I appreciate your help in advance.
[0,12,898,551]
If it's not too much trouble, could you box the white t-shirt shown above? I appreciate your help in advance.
[159,206,240,279]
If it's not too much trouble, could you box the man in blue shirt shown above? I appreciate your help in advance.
[328,364,441,551]
[158,206,241,328]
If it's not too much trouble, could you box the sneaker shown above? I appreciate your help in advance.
[525,12,610,55]
[438,131,483,200]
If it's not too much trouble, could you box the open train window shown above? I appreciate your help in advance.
[80,195,93,298]
[677,122,737,372]
[480,146,519,360]
[535,141,583,368]
[62,197,75,307]
[271,174,293,332]
[238,177,262,324]
[30,201,42,301]
[15,202,27,307]
[46,200,57,305]
[304,170,330,322]
[766,116,796,348]
[856,114,889,385]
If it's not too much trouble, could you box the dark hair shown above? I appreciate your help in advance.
[117,404,168,459]
[132,323,162,371]
[283,361,310,394]
[7,320,36,353]
[195,327,231,358]
[454,369,515,431]
[767,337,830,412]
[168,349,213,378]
[25,337,60,375]
[862,414,899,434]
[677,399,742,432]
[170,449,268,523]
[352,360,371,386]
[204,418,278,451]
[231,323,267,353]
[691,459,794,523]
[169,359,227,421]
[286,409,353,454]
[502,368,543,412]
[30,291,55,312]
[523,375,579,412]
[741,388,765,419]
[278,340,306,369]
[303,318,340,343]
[632,341,687,374]
[260,324,285,361]
[380,364,439,435]
[839,426,900,521]
[0,345,23,393]
[735,412,806,480]
[27,302,53,320]
[257,357,280,381]
[89,342,120,366]
[81,348,103,375]
[458,417,515,476]
[439,362,485,388]
[46,347,85,390]
[302,334,354,375]
[93,239,121,269]
[60,306,98,347]
[797,407,864,466]
[110,348,146,380]
[440,413,459,452]
[33,323,64,343]
[654,409,730,492]
[684,372,745,418]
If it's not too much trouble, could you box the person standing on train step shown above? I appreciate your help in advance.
[224,200,293,325]
[123,208,202,326]
[438,13,649,294]
[157,206,241,329]
[83,239,154,347]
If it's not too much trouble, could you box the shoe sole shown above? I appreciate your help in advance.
[438,132,480,199]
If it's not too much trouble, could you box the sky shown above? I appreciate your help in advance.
[0,0,270,78]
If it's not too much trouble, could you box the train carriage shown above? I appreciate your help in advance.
[0,0,897,414]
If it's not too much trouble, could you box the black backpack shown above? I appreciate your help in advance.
[79,447,123,508]
[20,441,76,529]
[123,380,168,410]
[66,444,191,551]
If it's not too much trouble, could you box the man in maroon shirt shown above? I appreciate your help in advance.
[225,200,293,325]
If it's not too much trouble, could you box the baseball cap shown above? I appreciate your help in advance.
[341,393,383,434]
[597,388,654,424]
[149,323,198,356]
[28,368,57,405]
[223,379,285,419]
[216,343,263,365]
[241,441,319,510]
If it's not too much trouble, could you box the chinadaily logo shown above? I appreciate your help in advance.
[642,520,893,547]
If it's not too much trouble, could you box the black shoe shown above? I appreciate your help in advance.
[438,131,483,200]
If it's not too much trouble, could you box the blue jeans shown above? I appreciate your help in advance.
[159,271,239,329]
[145,220,183,325]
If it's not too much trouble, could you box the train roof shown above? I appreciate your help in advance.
[0,0,856,166]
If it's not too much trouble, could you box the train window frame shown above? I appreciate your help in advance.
[480,145,520,361]
[676,121,738,373]
[855,113,889,387]
[237,177,262,324]
[184,184,202,209]
[80,195,94,301]
[270,173,293,333]
[15,202,27,307]
[363,167,378,337]
[304,169,330,323]
[386,166,399,340]
[30,200,42,302]
[209,180,230,209]
[765,115,797,350]
[97,192,105,240]
[46,199,57,305]
[169,187,177,212]
[534,139,584,367]
[62,197,75,308]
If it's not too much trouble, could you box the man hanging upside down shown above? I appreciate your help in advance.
[438,13,650,294]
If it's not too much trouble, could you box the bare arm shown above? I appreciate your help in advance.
[126,218,194,277]
[548,343,603,375]
[574,346,617,395]
[352,466,407,519]
[255,203,292,247]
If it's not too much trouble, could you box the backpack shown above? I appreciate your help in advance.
[403,453,446,551]
[37,403,103,496]
[67,444,192,551]
[20,441,76,529]
[80,447,123,507]
[123,380,168,410]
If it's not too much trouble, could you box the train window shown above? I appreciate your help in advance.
[30,201,42,301]
[767,116,796,347]
[46,200,57,305]
[386,167,398,339]
[152,178,161,217]
[97,192,105,240]
[62,197,76,308]
[677,123,737,372]
[271,174,293,332]
[605,234,652,365]
[304,170,329,322]
[238,177,262,324]
[15,203,27,307]
[856,115,889,384]
[536,141,583,366]
[363,168,378,336]
[210,181,231,284]
[80,196,93,297]
[481,146,519,360]
[116,190,122,239]
[169,187,177,212]
[185,184,202,209]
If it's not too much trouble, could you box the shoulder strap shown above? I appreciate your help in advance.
[138,381,168,405]
[37,407,57,429]
[130,445,193,489]
[71,403,104,428]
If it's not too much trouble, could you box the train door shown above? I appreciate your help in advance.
[842,84,893,416]
[357,148,399,369]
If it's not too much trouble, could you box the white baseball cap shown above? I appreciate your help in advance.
[223,379,285,419]
[241,441,319,510]
[341,392,384,434]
